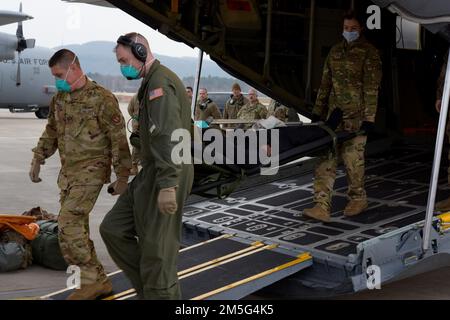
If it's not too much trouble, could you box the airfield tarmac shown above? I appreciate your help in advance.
[1,106,450,300]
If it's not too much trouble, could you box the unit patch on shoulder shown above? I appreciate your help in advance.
[149,87,164,101]
[112,114,122,125]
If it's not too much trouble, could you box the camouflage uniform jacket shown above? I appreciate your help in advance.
[32,78,132,188]
[127,94,140,133]
[223,94,249,119]
[312,37,382,132]
[237,101,268,122]
[267,99,289,122]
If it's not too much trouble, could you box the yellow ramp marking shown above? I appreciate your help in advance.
[178,241,263,276]
[103,240,264,300]
[40,235,234,299]
[108,244,279,301]
[179,234,233,253]
[191,252,312,300]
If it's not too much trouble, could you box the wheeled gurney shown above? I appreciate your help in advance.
[191,109,358,198]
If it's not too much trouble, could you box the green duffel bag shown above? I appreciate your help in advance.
[0,229,33,271]
[0,242,25,272]
[31,220,68,270]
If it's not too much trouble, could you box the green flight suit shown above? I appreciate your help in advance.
[100,60,194,299]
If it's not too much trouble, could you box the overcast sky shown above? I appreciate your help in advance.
[1,0,198,57]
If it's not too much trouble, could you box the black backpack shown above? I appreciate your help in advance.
[31,220,68,270]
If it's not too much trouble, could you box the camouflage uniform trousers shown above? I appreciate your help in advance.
[58,184,108,285]
[130,118,141,167]
[313,135,367,210]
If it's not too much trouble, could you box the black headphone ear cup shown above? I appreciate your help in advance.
[132,43,147,63]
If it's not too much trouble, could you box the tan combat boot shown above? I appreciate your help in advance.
[66,279,113,300]
[344,199,368,217]
[303,205,331,223]
[436,197,450,212]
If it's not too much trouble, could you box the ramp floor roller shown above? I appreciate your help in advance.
[41,234,312,300]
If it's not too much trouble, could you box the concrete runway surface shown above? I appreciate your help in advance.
[1,106,450,300]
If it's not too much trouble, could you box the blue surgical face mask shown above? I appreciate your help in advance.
[55,78,72,92]
[55,56,77,93]
[343,31,360,43]
[120,64,141,80]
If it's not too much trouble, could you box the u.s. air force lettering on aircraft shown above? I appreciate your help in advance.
[0,58,49,65]
[0,5,54,119]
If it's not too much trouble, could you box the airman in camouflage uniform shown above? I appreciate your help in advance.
[267,99,289,122]
[194,88,222,121]
[303,12,382,222]
[223,82,249,127]
[237,89,268,128]
[127,94,141,175]
[29,49,132,300]
[435,50,450,211]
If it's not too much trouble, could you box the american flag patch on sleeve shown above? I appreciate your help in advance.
[149,87,164,101]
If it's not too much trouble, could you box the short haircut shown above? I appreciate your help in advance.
[248,88,257,96]
[186,86,193,91]
[199,88,207,93]
[115,32,150,51]
[343,10,365,27]
[48,49,80,68]
[232,82,241,91]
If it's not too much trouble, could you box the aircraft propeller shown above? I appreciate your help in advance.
[15,3,35,86]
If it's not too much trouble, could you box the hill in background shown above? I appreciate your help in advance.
[56,41,255,93]
[55,41,230,78]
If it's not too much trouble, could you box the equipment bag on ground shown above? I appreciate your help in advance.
[31,220,68,270]
[0,242,27,272]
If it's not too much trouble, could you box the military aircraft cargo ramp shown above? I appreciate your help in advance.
[181,145,450,298]
[40,145,450,299]
[41,235,312,300]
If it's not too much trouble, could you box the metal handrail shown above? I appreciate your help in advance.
[423,48,450,251]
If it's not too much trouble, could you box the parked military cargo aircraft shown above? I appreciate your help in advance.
[0,5,54,119]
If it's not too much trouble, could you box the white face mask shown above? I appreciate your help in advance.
[343,31,360,43]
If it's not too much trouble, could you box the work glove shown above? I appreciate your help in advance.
[360,121,375,135]
[29,158,43,183]
[107,177,129,195]
[324,108,343,131]
[157,187,178,215]
[311,113,321,123]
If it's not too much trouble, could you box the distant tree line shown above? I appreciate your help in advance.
[87,72,142,93]
[182,75,252,93]
[86,72,253,94]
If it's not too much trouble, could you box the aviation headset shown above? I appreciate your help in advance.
[116,34,148,63]
[199,98,212,111]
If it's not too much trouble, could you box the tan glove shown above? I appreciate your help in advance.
[107,177,129,196]
[157,187,178,215]
[29,158,43,183]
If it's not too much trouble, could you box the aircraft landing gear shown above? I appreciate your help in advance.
[35,107,49,119]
